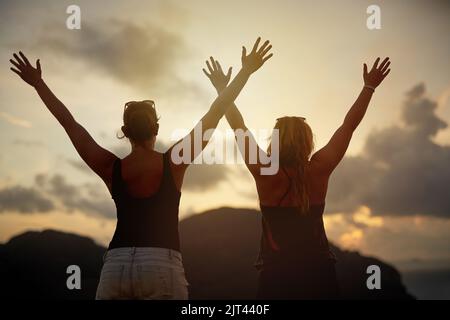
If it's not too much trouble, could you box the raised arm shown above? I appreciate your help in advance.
[9,52,116,184]
[203,58,268,177]
[311,57,391,176]
[169,38,273,175]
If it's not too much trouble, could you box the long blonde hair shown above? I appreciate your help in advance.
[268,116,314,214]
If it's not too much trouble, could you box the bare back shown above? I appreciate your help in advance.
[120,151,164,198]
[105,150,185,197]
[255,162,329,207]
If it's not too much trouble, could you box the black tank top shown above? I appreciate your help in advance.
[108,151,181,251]
[256,169,334,268]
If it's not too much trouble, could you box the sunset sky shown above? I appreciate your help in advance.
[0,0,449,272]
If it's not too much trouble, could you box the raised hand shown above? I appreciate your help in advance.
[9,51,42,87]
[202,57,232,92]
[363,57,391,89]
[241,37,273,74]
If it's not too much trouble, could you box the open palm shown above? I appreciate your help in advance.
[202,57,232,92]
[363,57,391,89]
[241,37,273,74]
[9,51,42,87]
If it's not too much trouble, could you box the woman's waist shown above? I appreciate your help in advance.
[109,222,180,249]
[115,209,180,225]
[104,246,184,269]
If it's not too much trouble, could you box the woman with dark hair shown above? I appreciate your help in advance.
[9,38,273,299]
[204,56,391,299]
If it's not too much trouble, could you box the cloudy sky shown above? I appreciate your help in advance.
[0,0,449,271]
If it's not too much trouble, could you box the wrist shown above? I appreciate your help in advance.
[33,78,44,88]
[363,84,375,93]
[240,66,253,77]
[215,86,226,94]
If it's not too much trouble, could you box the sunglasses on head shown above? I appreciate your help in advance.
[276,116,306,121]
[124,100,155,111]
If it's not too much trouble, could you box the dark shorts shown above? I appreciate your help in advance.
[256,257,340,300]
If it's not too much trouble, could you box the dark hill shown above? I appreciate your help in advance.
[0,207,414,299]
[180,207,414,299]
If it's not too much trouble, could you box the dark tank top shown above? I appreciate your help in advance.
[108,151,181,251]
[256,169,334,268]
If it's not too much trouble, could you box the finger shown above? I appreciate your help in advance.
[215,60,223,73]
[378,57,389,70]
[10,67,21,76]
[13,53,26,67]
[209,56,217,71]
[382,68,391,78]
[251,37,261,53]
[242,46,247,58]
[9,59,22,70]
[261,44,272,57]
[261,49,273,61]
[226,67,232,79]
[36,59,41,73]
[372,57,380,70]
[380,61,390,73]
[206,60,214,73]
[363,63,368,76]
[262,53,273,63]
[19,51,31,66]
[257,40,270,54]
[202,68,211,78]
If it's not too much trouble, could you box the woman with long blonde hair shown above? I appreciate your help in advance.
[204,56,391,299]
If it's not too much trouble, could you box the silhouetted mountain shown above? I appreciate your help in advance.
[0,207,414,299]
[180,207,414,300]
[0,230,104,299]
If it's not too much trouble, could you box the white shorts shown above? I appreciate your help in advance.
[95,247,189,300]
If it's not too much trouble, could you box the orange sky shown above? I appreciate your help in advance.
[0,0,449,271]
